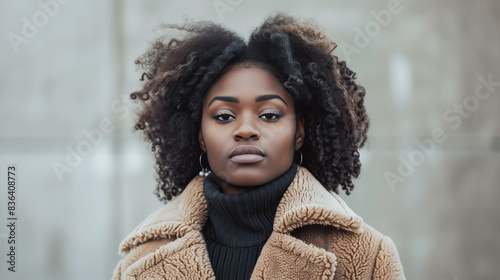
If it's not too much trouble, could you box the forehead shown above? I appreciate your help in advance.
[204,65,293,104]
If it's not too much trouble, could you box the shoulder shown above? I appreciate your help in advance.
[112,175,209,279]
[371,230,406,279]
[292,222,405,279]
[333,223,405,279]
[111,203,184,280]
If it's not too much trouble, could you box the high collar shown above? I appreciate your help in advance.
[203,163,297,248]
[119,167,364,254]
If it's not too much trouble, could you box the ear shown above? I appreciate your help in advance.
[295,115,305,150]
[198,129,207,152]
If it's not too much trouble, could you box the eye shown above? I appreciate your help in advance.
[259,112,282,121]
[213,113,235,122]
[212,110,283,122]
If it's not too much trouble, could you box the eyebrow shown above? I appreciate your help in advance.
[207,94,288,108]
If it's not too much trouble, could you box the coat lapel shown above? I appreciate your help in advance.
[274,167,364,234]
[119,167,364,279]
[118,175,208,255]
[250,167,364,279]
[118,176,214,279]
[251,231,337,279]
[123,230,215,279]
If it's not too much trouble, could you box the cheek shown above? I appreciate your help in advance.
[268,121,288,134]
[265,124,296,154]
[278,117,297,142]
[201,121,228,161]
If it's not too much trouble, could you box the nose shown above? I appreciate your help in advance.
[233,113,260,141]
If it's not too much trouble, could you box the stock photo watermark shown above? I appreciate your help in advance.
[50,96,131,182]
[4,165,18,272]
[384,75,499,192]
[339,0,411,62]
[7,0,72,54]
[213,0,246,21]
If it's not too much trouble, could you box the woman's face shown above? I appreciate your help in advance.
[199,64,304,194]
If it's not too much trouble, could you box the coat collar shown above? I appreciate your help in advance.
[119,167,364,254]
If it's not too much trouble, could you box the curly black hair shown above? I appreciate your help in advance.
[130,13,370,203]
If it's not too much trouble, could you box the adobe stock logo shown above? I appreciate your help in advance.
[338,0,410,62]
[51,95,131,182]
[384,75,499,192]
[7,0,72,54]
[212,0,245,21]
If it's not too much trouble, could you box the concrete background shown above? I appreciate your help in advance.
[1,0,499,279]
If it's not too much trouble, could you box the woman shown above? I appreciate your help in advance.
[112,13,405,279]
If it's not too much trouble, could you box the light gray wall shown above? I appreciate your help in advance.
[1,0,499,279]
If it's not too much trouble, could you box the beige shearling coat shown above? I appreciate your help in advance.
[112,167,405,279]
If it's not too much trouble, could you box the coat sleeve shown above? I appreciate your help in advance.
[372,235,406,280]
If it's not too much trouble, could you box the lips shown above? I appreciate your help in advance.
[229,145,265,158]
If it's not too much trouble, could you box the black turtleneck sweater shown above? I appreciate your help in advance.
[201,163,298,280]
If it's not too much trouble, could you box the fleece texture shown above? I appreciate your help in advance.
[112,167,405,279]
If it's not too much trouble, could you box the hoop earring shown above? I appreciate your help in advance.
[296,150,303,167]
[199,152,211,176]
